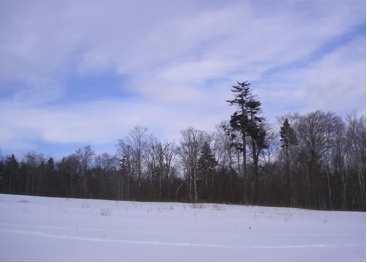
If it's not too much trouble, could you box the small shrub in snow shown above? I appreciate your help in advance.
[100,208,112,216]
[82,202,90,208]
[213,204,226,211]
[190,203,205,209]
[19,199,29,203]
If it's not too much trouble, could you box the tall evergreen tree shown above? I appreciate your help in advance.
[227,81,266,204]
[197,141,217,201]
[246,98,267,204]
[280,119,297,148]
[227,81,252,203]
[280,118,297,206]
[45,157,56,196]
[119,156,129,200]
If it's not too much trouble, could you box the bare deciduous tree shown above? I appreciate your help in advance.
[116,138,135,200]
[176,127,208,202]
[118,126,148,201]
[345,112,366,209]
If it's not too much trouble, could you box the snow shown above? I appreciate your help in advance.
[0,194,365,261]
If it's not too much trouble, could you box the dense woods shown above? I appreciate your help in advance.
[0,82,365,211]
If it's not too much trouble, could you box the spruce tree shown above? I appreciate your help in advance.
[246,97,267,204]
[280,118,297,206]
[197,142,217,175]
[227,81,267,204]
[45,158,55,196]
[197,141,217,201]
[226,81,252,203]
[280,118,297,148]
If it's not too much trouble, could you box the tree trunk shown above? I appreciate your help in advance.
[242,133,247,204]
[326,166,332,209]
[252,138,260,204]
[194,157,198,203]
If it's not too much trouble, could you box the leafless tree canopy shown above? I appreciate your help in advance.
[0,110,365,211]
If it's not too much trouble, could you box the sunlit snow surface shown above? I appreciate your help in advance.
[0,194,365,261]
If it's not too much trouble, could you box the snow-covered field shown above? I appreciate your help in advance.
[0,194,365,261]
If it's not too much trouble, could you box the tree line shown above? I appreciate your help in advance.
[0,81,365,211]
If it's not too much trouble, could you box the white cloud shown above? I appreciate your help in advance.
[302,37,366,114]
[257,34,366,119]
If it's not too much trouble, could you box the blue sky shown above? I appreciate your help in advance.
[0,0,365,160]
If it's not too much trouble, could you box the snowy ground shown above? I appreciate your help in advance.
[0,194,365,261]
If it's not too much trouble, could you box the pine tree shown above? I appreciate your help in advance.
[197,141,217,201]
[227,81,267,204]
[280,118,297,148]
[226,81,252,203]
[119,156,130,200]
[246,98,267,204]
[45,158,55,196]
[280,118,297,206]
